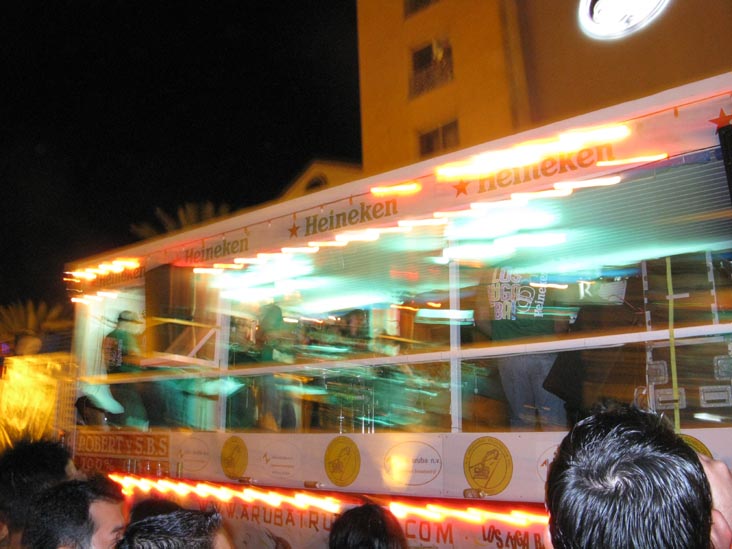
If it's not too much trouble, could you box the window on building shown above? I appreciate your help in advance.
[419,120,459,157]
[404,0,438,17]
[410,40,453,97]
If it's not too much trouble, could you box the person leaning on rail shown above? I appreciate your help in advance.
[545,404,732,549]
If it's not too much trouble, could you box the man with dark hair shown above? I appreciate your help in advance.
[22,474,126,549]
[0,439,82,548]
[116,510,232,549]
[128,498,182,525]
[545,406,731,549]
[328,503,407,549]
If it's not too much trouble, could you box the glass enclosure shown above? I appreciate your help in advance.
[73,145,732,436]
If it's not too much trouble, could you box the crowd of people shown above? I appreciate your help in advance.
[1,404,732,548]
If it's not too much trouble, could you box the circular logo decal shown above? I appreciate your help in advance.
[679,434,713,458]
[384,441,442,486]
[221,436,248,479]
[324,436,360,487]
[463,436,513,495]
[178,437,211,473]
[537,444,559,482]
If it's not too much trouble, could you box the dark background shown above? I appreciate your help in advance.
[0,1,361,306]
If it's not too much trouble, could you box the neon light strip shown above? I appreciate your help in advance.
[370,182,422,196]
[108,475,549,528]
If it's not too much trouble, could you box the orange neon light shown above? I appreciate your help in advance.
[108,474,548,528]
[435,124,631,181]
[370,182,422,197]
[391,304,419,312]
[596,153,668,167]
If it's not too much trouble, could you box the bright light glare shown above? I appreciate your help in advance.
[370,182,422,196]
[442,242,515,261]
[435,124,631,181]
[445,208,555,240]
[495,232,566,248]
[282,247,319,254]
[307,241,348,247]
[553,175,621,190]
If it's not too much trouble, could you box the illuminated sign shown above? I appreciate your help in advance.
[578,0,672,40]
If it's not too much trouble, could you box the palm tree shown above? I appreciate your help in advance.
[0,300,73,350]
[130,201,231,239]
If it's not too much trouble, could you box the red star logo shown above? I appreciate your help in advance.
[453,180,469,197]
[709,108,732,132]
[288,222,300,238]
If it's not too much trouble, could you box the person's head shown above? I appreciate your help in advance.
[0,439,79,540]
[14,331,42,355]
[341,309,367,338]
[128,498,182,525]
[116,510,231,549]
[22,474,126,549]
[328,503,407,549]
[117,311,143,334]
[545,406,712,549]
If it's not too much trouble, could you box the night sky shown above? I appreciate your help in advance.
[0,1,361,306]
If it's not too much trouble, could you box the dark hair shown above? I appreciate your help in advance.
[329,503,407,549]
[129,497,183,524]
[22,474,125,549]
[116,509,223,549]
[0,439,72,533]
[546,406,712,549]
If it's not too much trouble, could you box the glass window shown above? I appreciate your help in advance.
[410,40,453,97]
[419,119,459,157]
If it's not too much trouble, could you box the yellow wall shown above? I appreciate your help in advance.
[518,0,732,124]
[358,0,528,175]
[358,0,732,175]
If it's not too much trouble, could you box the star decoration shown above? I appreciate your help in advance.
[289,222,300,238]
[709,108,732,133]
[453,180,469,197]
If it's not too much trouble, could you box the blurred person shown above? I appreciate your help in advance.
[475,267,568,429]
[103,311,148,429]
[545,405,731,549]
[328,503,407,549]
[22,474,126,549]
[14,331,42,356]
[128,498,182,525]
[0,438,82,549]
[116,509,232,549]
